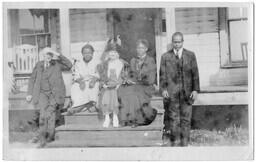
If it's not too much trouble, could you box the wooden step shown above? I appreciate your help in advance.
[55,124,163,131]
[47,139,163,147]
[64,112,103,125]
[64,109,164,126]
[55,125,162,141]
[51,124,163,147]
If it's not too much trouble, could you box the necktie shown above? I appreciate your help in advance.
[45,62,49,69]
[175,50,179,59]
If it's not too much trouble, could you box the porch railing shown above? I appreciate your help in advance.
[13,44,39,75]
[11,44,39,92]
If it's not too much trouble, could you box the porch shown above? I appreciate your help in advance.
[5,6,250,147]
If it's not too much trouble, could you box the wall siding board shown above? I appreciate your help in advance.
[69,9,108,43]
[175,8,218,34]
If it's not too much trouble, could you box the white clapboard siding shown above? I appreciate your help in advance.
[69,9,107,43]
[175,8,218,34]
[183,33,220,87]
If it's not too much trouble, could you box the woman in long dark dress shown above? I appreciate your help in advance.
[118,39,157,127]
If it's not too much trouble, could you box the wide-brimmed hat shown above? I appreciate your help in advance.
[40,47,59,60]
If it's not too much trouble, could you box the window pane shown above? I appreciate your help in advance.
[229,20,248,62]
[29,9,49,33]
[37,34,51,49]
[19,10,34,35]
[19,9,49,35]
[21,36,36,45]
[228,8,248,19]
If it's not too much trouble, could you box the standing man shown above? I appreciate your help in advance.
[160,32,200,146]
[26,47,72,147]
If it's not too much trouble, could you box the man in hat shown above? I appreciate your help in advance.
[26,47,72,147]
[160,32,200,146]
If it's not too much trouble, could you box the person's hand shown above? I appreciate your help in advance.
[83,75,93,81]
[190,91,198,101]
[103,84,108,89]
[162,90,169,98]
[26,95,32,102]
[89,79,96,89]
[126,79,135,84]
[115,84,120,90]
[79,81,86,90]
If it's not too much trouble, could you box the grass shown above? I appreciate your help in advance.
[190,125,249,146]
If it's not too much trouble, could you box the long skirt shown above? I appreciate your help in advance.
[101,88,119,115]
[70,81,99,107]
[118,84,156,125]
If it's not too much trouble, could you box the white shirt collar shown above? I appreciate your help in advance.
[138,54,147,60]
[173,48,183,59]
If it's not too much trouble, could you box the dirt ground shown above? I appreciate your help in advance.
[8,126,249,148]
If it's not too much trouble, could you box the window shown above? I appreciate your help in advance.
[8,9,59,92]
[227,8,248,66]
[18,9,51,51]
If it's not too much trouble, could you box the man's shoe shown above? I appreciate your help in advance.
[29,136,39,143]
[162,135,171,146]
[37,141,46,148]
[131,123,138,128]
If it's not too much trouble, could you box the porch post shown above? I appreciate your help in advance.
[165,8,176,51]
[155,8,176,87]
[154,9,162,87]
[59,8,72,96]
[59,8,71,57]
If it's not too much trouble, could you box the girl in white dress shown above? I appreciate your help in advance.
[100,50,124,128]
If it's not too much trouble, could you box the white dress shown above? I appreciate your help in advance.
[71,59,100,107]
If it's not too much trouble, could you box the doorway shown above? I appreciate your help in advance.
[108,8,158,62]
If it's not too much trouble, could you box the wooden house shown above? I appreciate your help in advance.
[4,3,251,147]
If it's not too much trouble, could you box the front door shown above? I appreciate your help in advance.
[110,8,158,62]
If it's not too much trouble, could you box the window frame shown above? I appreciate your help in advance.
[18,9,52,51]
[221,9,248,68]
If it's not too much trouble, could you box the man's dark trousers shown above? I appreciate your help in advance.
[37,91,57,143]
[163,91,192,146]
[160,49,199,146]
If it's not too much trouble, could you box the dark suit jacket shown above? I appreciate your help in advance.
[130,55,156,85]
[27,55,72,105]
[129,55,156,100]
[160,48,200,104]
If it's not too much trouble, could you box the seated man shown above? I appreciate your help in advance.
[68,44,100,114]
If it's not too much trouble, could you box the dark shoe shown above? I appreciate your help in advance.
[171,140,181,147]
[131,123,138,128]
[180,138,189,147]
[37,141,46,148]
[162,140,171,147]
[29,136,39,143]
[162,135,171,146]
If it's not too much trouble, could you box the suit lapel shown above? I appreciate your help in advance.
[181,49,190,66]
[44,63,55,79]
[140,55,148,71]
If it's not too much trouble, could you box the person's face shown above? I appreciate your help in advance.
[108,50,119,60]
[44,53,53,62]
[136,43,148,58]
[82,48,93,62]
[172,35,183,50]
